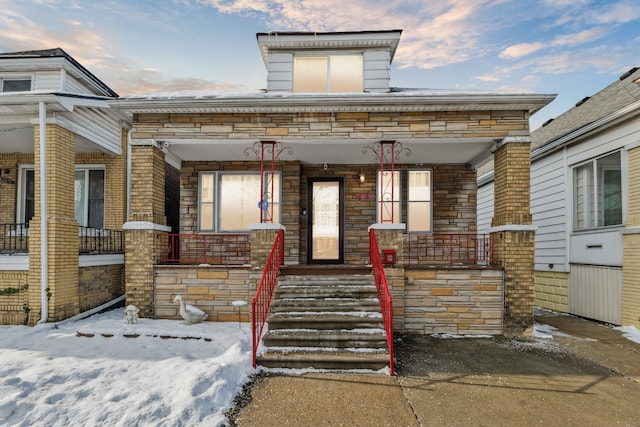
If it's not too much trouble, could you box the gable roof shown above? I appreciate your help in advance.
[0,47,118,98]
[531,67,640,150]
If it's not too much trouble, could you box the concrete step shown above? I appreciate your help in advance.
[256,349,390,370]
[263,328,388,348]
[270,297,380,313]
[267,312,384,330]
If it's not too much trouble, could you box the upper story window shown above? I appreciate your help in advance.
[293,55,363,92]
[573,151,623,231]
[199,171,281,232]
[2,78,32,92]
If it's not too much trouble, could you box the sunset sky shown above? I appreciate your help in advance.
[1,0,639,129]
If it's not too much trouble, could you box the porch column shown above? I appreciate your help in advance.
[28,124,79,324]
[369,223,405,332]
[124,142,169,318]
[490,137,535,336]
[622,145,640,327]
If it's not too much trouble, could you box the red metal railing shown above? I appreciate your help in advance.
[405,233,494,267]
[369,229,395,376]
[160,233,250,265]
[251,228,285,368]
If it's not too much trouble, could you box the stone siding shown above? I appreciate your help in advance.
[404,268,504,335]
[154,266,257,322]
[534,270,568,313]
[131,111,528,142]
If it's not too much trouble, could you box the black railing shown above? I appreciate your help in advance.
[0,223,29,254]
[79,227,124,254]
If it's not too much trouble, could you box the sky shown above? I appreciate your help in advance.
[0,0,639,129]
[1,307,638,426]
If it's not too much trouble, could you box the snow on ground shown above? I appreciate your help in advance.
[0,309,253,427]
[614,325,640,344]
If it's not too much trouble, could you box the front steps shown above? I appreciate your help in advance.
[256,272,391,371]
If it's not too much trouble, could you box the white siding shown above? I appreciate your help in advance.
[568,264,622,324]
[64,74,95,95]
[531,151,568,272]
[56,107,122,155]
[363,50,390,93]
[33,70,62,91]
[477,181,493,234]
[266,53,293,92]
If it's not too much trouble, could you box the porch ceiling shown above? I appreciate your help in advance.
[0,123,113,155]
[161,137,495,167]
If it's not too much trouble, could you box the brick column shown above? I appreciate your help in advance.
[622,146,640,327]
[28,124,79,324]
[490,137,535,336]
[124,143,169,318]
[369,224,405,332]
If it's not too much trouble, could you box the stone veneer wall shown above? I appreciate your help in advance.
[534,271,568,313]
[0,271,30,324]
[78,265,125,312]
[404,268,504,335]
[154,266,257,322]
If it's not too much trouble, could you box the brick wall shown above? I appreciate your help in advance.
[404,268,504,335]
[0,271,29,324]
[154,266,257,322]
[534,271,568,312]
[78,265,125,312]
[623,146,640,326]
[0,153,34,225]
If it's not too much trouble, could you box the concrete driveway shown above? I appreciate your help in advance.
[231,314,640,426]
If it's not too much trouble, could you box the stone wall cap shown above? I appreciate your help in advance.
[368,223,406,231]
[621,226,640,235]
[249,223,286,231]
[489,224,537,233]
[123,221,172,232]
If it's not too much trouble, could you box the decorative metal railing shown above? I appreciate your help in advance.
[251,228,285,368]
[405,233,495,267]
[79,227,124,254]
[0,223,29,254]
[160,233,250,265]
[369,228,395,376]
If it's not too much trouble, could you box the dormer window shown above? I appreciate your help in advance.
[293,55,363,93]
[2,78,32,92]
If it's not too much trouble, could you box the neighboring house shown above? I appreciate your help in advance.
[0,49,129,325]
[112,30,554,336]
[478,67,640,327]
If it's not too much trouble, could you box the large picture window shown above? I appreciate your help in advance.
[573,151,622,230]
[293,55,363,93]
[199,172,281,232]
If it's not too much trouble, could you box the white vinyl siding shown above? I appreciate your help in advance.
[266,53,293,92]
[32,71,61,91]
[363,50,391,93]
[568,264,622,324]
[531,151,568,271]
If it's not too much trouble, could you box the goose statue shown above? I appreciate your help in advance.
[173,295,208,324]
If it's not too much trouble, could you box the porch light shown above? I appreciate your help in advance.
[359,169,365,183]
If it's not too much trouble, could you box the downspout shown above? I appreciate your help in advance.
[37,101,48,324]
[126,130,132,219]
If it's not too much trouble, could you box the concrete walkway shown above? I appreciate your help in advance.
[232,314,640,426]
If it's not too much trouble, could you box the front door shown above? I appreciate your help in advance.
[308,179,343,263]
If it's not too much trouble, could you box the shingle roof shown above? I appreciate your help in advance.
[531,67,640,150]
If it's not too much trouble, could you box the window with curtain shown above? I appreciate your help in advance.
[293,55,363,92]
[199,172,281,232]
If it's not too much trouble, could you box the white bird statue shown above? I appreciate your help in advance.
[173,295,208,324]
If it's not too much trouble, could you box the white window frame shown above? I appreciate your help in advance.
[17,165,105,228]
[198,171,282,233]
[407,169,433,233]
[572,150,623,231]
[74,165,106,228]
[293,53,363,93]
[1,74,33,92]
